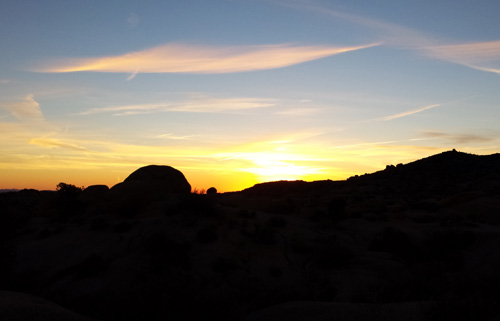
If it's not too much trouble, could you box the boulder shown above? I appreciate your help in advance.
[108,165,191,216]
[79,185,109,203]
[112,165,191,195]
[124,165,191,192]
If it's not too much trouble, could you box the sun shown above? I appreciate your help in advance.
[245,156,324,183]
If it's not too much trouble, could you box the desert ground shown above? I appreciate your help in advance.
[1,150,500,321]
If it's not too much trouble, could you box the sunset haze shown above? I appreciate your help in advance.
[1,0,499,191]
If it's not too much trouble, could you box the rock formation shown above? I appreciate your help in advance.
[107,165,191,216]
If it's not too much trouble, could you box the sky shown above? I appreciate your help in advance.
[1,0,499,192]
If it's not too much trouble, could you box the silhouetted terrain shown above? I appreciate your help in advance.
[1,150,500,320]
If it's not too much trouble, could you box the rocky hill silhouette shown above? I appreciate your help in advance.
[1,150,500,321]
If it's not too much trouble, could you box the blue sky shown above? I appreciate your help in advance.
[1,0,499,191]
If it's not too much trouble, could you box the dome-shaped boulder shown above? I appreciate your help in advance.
[108,166,191,216]
[123,165,191,193]
[79,185,109,203]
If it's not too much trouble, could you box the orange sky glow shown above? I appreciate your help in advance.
[1,1,499,192]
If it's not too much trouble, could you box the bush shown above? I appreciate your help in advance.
[56,182,83,199]
[55,182,85,218]
[370,227,421,263]
[178,193,217,217]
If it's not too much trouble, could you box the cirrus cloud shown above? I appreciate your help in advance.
[381,104,440,121]
[282,1,500,75]
[36,42,380,75]
[424,40,500,75]
[29,137,89,152]
[79,96,276,116]
[1,94,44,121]
[422,131,493,144]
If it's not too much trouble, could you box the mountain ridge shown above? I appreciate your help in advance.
[1,149,500,321]
[241,149,500,197]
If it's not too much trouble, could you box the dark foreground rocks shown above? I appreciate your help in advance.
[0,291,95,321]
[1,153,500,321]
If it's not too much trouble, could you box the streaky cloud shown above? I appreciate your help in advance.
[425,40,500,75]
[156,133,198,140]
[37,42,380,74]
[427,40,500,63]
[79,97,276,115]
[281,1,500,75]
[422,131,493,144]
[279,0,431,49]
[1,94,44,121]
[332,140,398,149]
[275,107,322,116]
[382,104,440,121]
[126,68,139,81]
[29,137,89,152]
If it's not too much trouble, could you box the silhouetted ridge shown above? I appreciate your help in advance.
[241,150,500,198]
[241,180,339,197]
[348,150,500,198]
[2,150,500,321]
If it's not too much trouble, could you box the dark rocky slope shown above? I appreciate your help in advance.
[1,150,500,321]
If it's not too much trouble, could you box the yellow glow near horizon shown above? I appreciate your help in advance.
[1,127,497,192]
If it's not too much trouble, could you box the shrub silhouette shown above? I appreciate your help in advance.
[207,187,217,194]
[55,182,85,218]
[178,193,217,217]
[56,182,84,198]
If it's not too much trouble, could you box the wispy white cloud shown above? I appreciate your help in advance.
[381,104,440,121]
[275,107,322,116]
[126,68,139,81]
[332,140,398,149]
[278,0,432,49]
[29,137,89,152]
[422,131,493,144]
[281,1,500,75]
[37,42,380,74]
[0,94,44,121]
[0,79,13,85]
[156,133,198,140]
[425,40,500,75]
[79,97,276,115]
